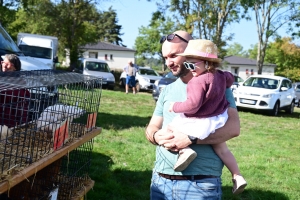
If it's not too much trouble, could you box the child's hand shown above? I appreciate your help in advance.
[169,102,175,112]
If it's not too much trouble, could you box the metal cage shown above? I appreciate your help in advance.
[3,139,95,200]
[0,70,102,176]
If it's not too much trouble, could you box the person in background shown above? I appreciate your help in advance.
[1,54,21,72]
[145,31,241,199]
[123,59,138,94]
[0,54,28,131]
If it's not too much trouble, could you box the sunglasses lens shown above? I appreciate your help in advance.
[166,34,175,42]
[159,36,166,44]
[183,62,188,69]
[183,62,196,70]
[189,63,195,70]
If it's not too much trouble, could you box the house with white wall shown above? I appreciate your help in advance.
[79,42,136,71]
[222,55,276,80]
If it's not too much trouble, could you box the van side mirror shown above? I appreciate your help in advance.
[53,56,59,63]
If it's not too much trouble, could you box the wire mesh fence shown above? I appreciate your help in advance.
[0,70,102,177]
[2,139,95,199]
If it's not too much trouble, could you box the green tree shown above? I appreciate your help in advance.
[226,42,249,57]
[135,12,180,71]
[55,0,99,68]
[247,43,258,59]
[10,0,123,69]
[97,7,124,46]
[242,0,300,74]
[247,37,300,82]
[153,0,243,58]
[265,37,300,81]
[9,0,57,39]
[0,0,37,28]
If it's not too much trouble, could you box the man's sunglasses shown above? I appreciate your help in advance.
[160,34,188,44]
[183,61,204,70]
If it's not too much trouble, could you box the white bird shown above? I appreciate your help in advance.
[36,104,84,132]
[0,125,12,140]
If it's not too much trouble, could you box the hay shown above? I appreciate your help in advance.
[0,122,87,180]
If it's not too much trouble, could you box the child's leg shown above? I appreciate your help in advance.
[212,142,240,176]
[173,146,197,172]
[212,142,247,195]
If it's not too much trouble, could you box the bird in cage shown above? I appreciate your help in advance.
[0,125,12,141]
[36,104,84,132]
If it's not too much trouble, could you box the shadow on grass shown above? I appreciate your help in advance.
[222,186,289,200]
[237,107,300,119]
[87,153,289,200]
[96,112,152,130]
[87,152,152,200]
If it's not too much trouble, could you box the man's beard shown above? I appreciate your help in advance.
[173,64,189,78]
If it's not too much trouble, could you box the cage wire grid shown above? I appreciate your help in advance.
[0,69,102,177]
[3,139,95,200]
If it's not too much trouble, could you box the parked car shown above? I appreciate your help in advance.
[293,82,300,107]
[119,66,162,91]
[152,71,241,101]
[231,74,244,91]
[233,75,297,116]
[75,58,115,90]
[152,71,178,101]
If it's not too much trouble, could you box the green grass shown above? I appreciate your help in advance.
[87,88,300,200]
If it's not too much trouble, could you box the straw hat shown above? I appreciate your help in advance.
[176,39,222,63]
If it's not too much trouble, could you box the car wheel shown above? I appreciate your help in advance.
[285,101,294,114]
[269,101,280,116]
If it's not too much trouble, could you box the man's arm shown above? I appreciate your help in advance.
[197,107,240,144]
[145,115,162,145]
[145,115,177,147]
[164,107,239,152]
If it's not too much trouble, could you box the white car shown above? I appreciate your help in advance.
[75,58,115,90]
[231,73,244,91]
[120,66,162,91]
[233,75,297,116]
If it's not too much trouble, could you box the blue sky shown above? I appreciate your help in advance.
[103,0,292,51]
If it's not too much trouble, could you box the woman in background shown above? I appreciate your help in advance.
[1,54,21,72]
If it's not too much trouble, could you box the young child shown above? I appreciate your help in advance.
[168,39,247,195]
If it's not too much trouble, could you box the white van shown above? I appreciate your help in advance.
[75,58,115,90]
[17,33,59,69]
[0,25,52,71]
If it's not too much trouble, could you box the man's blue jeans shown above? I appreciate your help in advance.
[150,171,222,200]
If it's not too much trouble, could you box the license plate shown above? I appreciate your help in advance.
[240,99,256,105]
[102,81,107,84]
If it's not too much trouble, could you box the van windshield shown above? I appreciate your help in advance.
[19,45,52,59]
[85,62,110,72]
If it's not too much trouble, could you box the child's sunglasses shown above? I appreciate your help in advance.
[183,61,204,70]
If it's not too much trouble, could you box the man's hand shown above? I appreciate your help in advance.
[155,129,175,147]
[161,124,192,151]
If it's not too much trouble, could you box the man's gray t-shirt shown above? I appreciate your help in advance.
[153,78,236,176]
